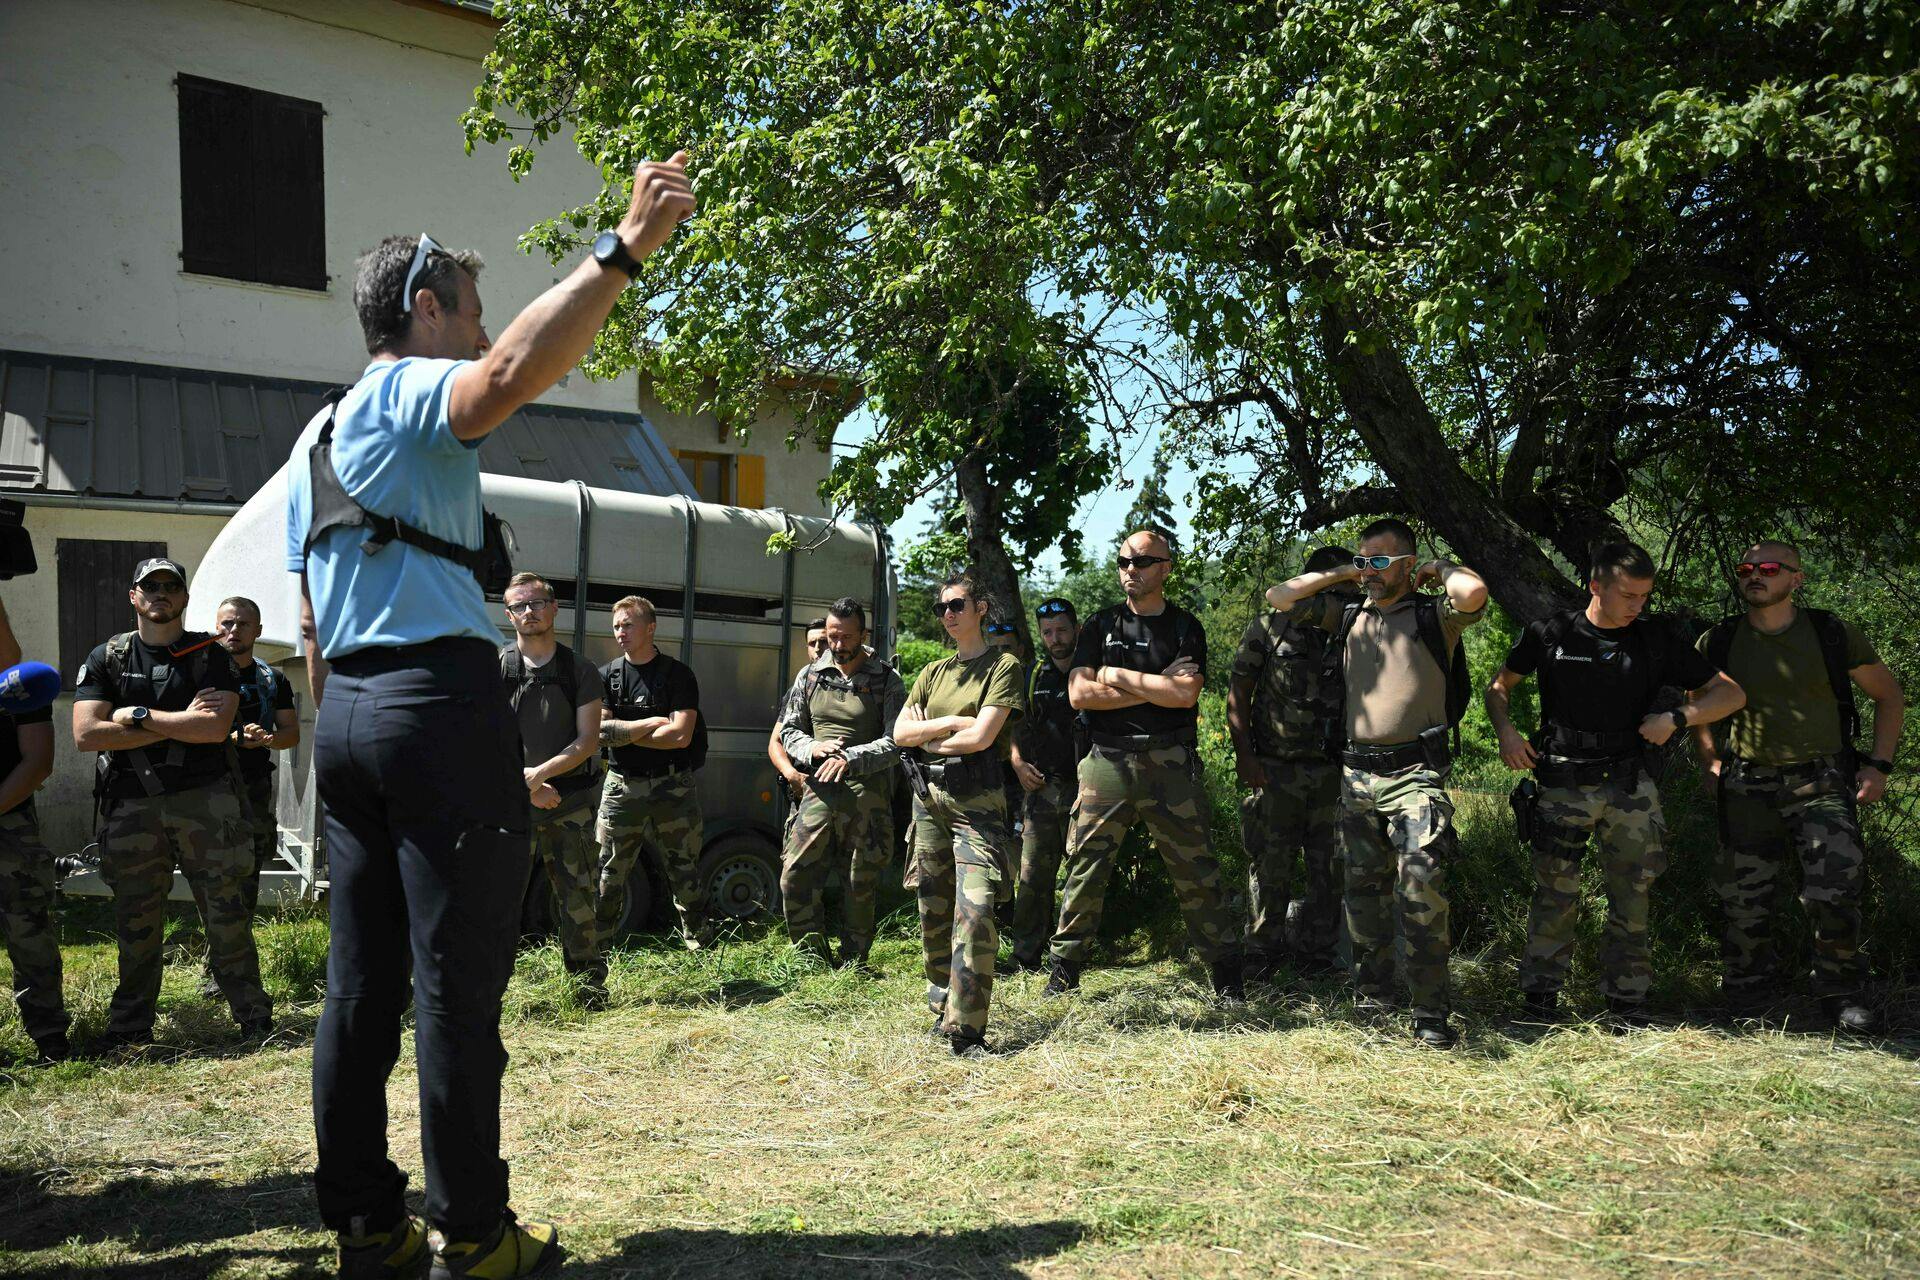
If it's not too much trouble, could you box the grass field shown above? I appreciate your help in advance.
[2,898,1918,1279]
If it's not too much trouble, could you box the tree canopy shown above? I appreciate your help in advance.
[467,0,1920,623]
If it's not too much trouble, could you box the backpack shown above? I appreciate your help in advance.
[606,654,708,771]
[237,657,283,732]
[1326,595,1472,751]
[303,387,515,593]
[1704,607,1859,747]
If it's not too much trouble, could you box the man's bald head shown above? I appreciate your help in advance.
[1743,539,1801,568]
[1123,528,1172,558]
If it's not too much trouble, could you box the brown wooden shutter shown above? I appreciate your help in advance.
[253,92,326,289]
[56,538,167,691]
[178,75,255,281]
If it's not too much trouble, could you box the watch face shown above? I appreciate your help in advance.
[593,230,621,262]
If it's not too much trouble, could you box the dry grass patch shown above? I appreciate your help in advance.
[0,920,1916,1277]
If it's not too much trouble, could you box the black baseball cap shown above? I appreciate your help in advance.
[132,557,188,587]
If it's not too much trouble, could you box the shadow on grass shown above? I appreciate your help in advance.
[0,1163,329,1278]
[594,1221,1086,1279]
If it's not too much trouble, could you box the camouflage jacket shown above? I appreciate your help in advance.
[1230,612,1339,760]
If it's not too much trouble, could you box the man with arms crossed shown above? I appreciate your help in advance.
[1266,519,1487,1048]
[1049,530,1242,1000]
[1695,541,1903,1033]
[1007,597,1083,971]
[288,156,693,1277]
[501,573,605,1004]
[596,596,707,951]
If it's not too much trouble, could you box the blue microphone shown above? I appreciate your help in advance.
[0,662,62,714]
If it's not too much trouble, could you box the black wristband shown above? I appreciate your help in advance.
[1862,755,1894,774]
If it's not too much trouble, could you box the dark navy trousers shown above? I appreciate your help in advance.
[310,638,528,1239]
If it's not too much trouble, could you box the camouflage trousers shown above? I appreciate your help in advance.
[1520,767,1668,1004]
[1241,755,1342,962]
[1340,763,1454,1020]
[1010,777,1073,967]
[97,780,270,1036]
[533,789,604,982]
[238,775,276,920]
[1050,745,1237,968]
[0,805,67,1043]
[782,779,893,962]
[597,769,705,947]
[913,781,1011,1035]
[1717,757,1868,999]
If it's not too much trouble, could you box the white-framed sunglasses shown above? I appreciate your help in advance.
[1353,554,1414,571]
[400,231,444,313]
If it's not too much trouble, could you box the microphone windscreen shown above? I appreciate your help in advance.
[0,662,63,714]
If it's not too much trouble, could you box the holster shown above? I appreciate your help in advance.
[1417,725,1453,774]
[1509,777,1539,847]
[901,754,933,804]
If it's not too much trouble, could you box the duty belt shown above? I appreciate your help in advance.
[1535,754,1643,789]
[1724,753,1849,781]
[1088,729,1197,753]
[1340,740,1430,774]
[1540,724,1644,756]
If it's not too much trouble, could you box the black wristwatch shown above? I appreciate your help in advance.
[129,706,150,727]
[1862,754,1894,775]
[1667,708,1688,732]
[592,230,642,280]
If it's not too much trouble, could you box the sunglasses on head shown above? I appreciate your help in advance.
[986,622,1015,636]
[1353,554,1413,571]
[401,232,445,314]
[1036,599,1073,618]
[1116,554,1170,570]
[1734,561,1799,578]
[932,597,971,617]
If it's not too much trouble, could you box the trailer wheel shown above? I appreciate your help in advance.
[699,833,781,920]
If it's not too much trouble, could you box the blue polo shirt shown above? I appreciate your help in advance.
[285,357,500,659]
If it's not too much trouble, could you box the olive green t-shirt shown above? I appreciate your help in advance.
[1699,610,1877,765]
[907,650,1028,760]
[1290,591,1485,746]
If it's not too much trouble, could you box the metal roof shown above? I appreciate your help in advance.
[0,349,695,504]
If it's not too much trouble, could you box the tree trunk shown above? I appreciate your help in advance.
[1317,303,1583,624]
[953,448,1032,657]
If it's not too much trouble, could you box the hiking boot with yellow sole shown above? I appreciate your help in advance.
[337,1212,430,1279]
[430,1217,561,1279]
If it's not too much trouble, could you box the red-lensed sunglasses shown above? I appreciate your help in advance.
[1734,561,1799,578]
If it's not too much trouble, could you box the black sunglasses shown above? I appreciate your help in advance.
[1116,555,1170,570]
[932,598,971,616]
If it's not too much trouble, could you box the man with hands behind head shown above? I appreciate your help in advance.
[1266,519,1486,1048]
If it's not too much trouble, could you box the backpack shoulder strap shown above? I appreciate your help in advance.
[104,631,134,684]
[553,643,579,704]
[1804,608,1861,741]
[1411,596,1451,677]
[501,643,523,683]
[1705,616,1740,674]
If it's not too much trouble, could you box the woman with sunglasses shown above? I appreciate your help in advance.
[893,571,1028,1056]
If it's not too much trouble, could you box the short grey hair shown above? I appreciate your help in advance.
[353,234,484,355]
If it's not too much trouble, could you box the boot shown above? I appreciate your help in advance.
[337,1212,431,1279]
[1043,957,1080,997]
[1210,957,1246,1002]
[1517,990,1560,1023]
[1823,996,1883,1035]
[1411,1016,1457,1049]
[430,1216,560,1279]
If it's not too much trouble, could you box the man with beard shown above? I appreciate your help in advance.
[1229,545,1355,982]
[500,573,605,1002]
[777,598,905,967]
[769,618,830,830]
[1266,519,1487,1048]
[1007,597,1085,971]
[212,596,300,924]
[72,557,269,1051]
[1047,530,1242,1000]
[1694,540,1904,1033]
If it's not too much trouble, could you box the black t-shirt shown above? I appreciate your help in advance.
[1071,604,1207,739]
[600,652,700,777]
[231,658,296,784]
[0,705,53,816]
[1505,611,1716,741]
[1017,659,1084,778]
[504,642,600,794]
[75,632,243,799]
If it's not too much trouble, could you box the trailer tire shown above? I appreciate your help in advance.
[698,832,781,920]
